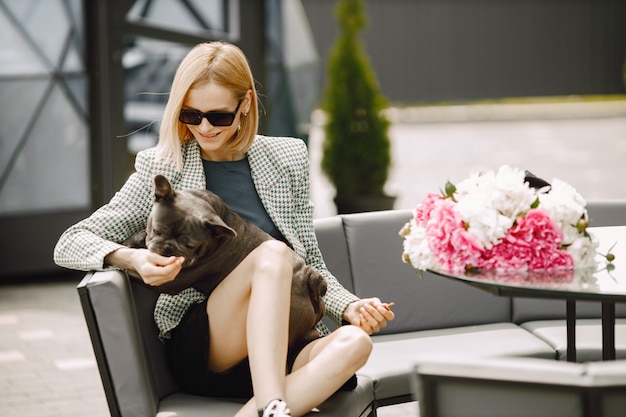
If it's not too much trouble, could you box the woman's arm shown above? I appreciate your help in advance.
[54,148,155,271]
[285,140,359,324]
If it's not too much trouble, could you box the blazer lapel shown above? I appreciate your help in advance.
[174,141,206,191]
[248,139,282,222]
[248,138,304,256]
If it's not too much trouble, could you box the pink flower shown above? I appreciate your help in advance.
[478,209,574,270]
[425,199,482,271]
[479,241,531,270]
[511,209,562,249]
[414,193,444,225]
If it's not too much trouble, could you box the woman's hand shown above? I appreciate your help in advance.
[343,298,395,335]
[106,247,184,287]
[131,249,185,286]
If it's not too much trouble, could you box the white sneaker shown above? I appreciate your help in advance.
[258,398,291,417]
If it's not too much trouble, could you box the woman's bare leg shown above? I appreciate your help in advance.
[206,240,293,410]
[236,325,373,417]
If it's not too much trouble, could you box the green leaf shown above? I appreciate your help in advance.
[530,197,540,209]
[444,180,456,199]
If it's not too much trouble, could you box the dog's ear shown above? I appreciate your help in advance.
[154,175,174,202]
[204,214,237,239]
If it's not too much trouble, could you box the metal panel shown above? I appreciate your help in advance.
[302,0,626,103]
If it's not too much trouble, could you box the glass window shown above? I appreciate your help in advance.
[0,0,88,215]
[123,37,191,154]
[0,79,49,175]
[0,84,89,214]
[127,0,230,35]
[2,0,70,69]
[0,8,48,75]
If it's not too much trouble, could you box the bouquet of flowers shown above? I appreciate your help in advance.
[399,165,598,274]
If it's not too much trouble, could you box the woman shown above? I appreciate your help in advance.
[54,41,394,417]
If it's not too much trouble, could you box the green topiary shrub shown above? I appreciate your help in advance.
[321,0,393,212]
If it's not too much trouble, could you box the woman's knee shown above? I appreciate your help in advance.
[332,326,373,368]
[246,240,293,287]
[252,240,293,275]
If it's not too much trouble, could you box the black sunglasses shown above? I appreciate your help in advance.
[179,100,242,126]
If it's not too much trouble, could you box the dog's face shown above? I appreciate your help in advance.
[145,175,236,267]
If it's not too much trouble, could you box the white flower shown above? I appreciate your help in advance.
[455,195,512,248]
[539,178,587,245]
[454,166,536,248]
[401,220,434,270]
[566,234,598,269]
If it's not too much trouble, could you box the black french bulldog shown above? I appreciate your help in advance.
[124,174,327,350]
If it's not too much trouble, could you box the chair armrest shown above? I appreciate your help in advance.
[77,270,158,417]
[414,358,588,417]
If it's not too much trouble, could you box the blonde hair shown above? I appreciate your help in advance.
[157,41,259,171]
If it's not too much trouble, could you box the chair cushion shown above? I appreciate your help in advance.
[157,393,243,416]
[521,319,626,361]
[157,375,375,417]
[358,323,557,402]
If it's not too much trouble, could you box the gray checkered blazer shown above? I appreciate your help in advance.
[54,135,358,338]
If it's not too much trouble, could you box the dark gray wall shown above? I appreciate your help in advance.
[302,0,626,103]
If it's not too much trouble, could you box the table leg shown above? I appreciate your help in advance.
[602,301,616,361]
[566,300,576,362]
